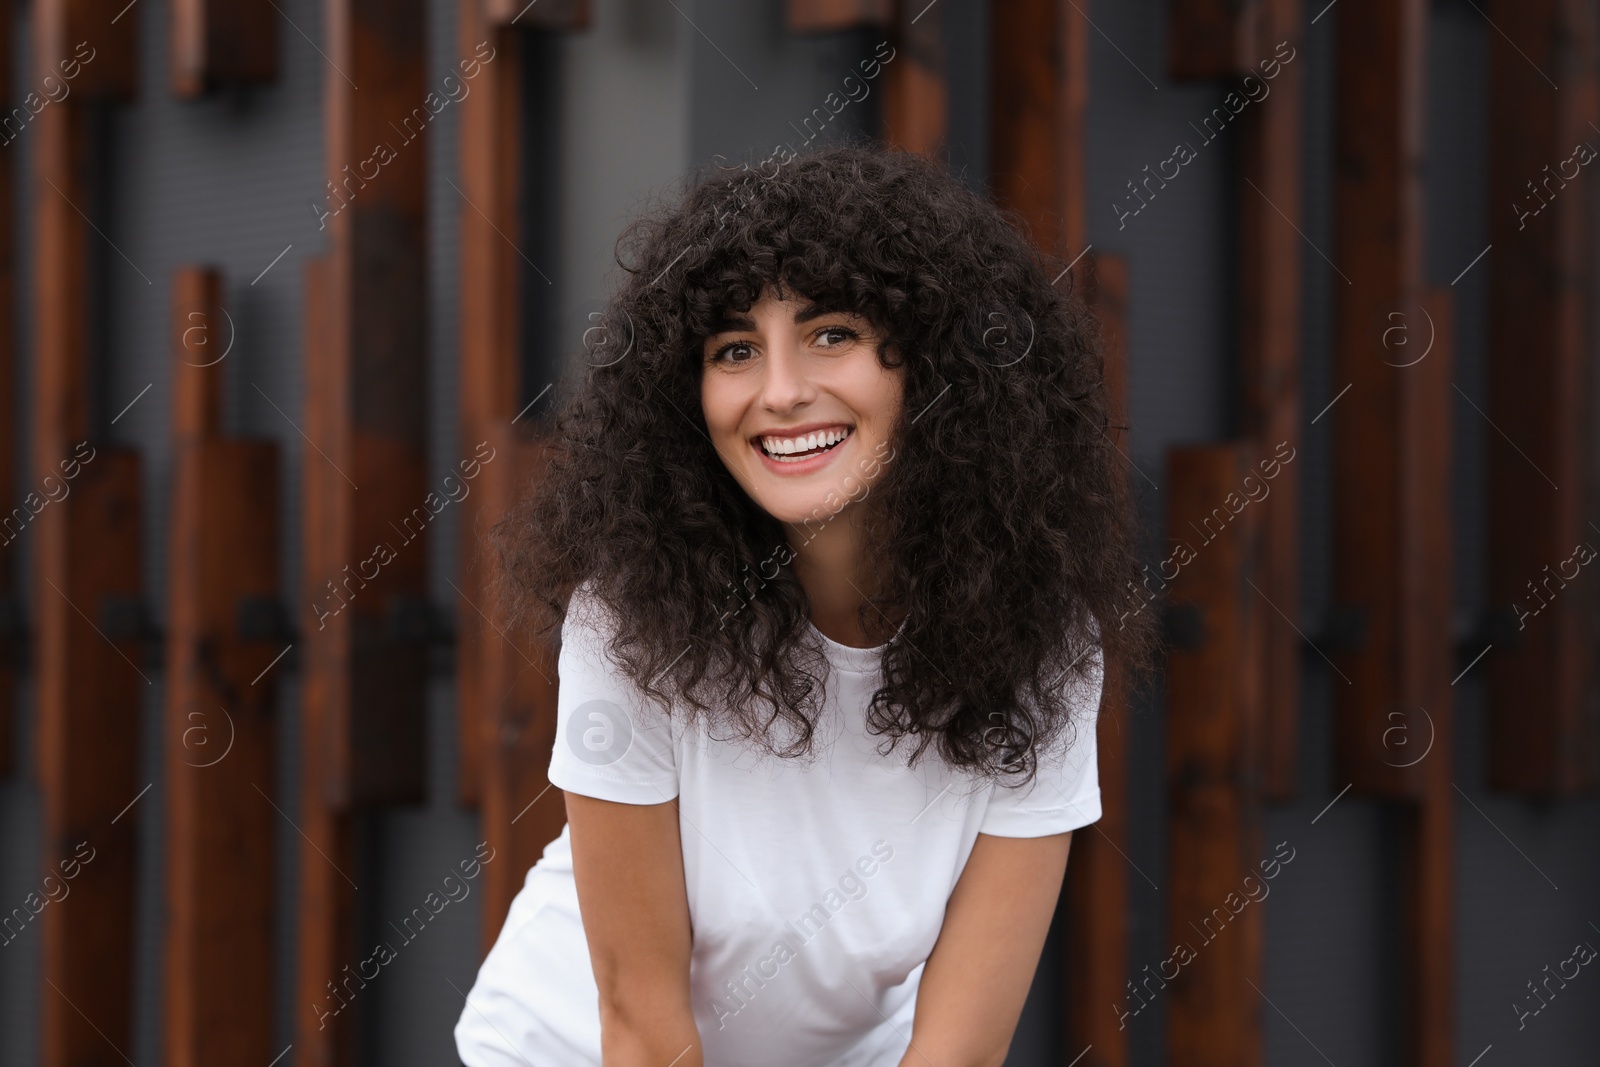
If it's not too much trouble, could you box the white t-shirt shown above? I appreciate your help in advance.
[455,585,1104,1067]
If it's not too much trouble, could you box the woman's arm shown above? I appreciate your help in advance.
[898,830,1076,1067]
[565,789,703,1067]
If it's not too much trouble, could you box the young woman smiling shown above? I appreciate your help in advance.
[456,142,1157,1067]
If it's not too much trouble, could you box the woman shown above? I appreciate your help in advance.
[456,141,1156,1066]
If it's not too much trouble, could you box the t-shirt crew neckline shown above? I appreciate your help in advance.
[805,617,903,674]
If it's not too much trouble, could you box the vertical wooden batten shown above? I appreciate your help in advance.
[475,428,563,949]
[883,0,945,156]
[296,0,430,1059]
[307,0,431,809]
[171,0,278,97]
[1162,444,1265,1067]
[36,0,139,100]
[1333,3,1456,1063]
[1236,0,1304,800]
[1330,0,1429,800]
[1483,0,1600,796]
[784,0,892,33]
[989,0,1089,267]
[988,11,1128,1059]
[1397,286,1456,1067]
[31,2,143,1063]
[456,12,525,811]
[1166,0,1263,80]
[162,267,281,1067]
[1168,0,1306,804]
[456,0,588,938]
[1063,252,1132,1067]
[296,254,359,1067]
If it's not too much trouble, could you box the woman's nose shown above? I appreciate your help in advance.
[758,337,814,411]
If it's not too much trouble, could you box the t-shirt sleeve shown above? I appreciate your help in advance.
[545,583,681,805]
[978,647,1104,838]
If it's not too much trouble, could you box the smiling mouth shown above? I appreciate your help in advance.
[754,426,854,463]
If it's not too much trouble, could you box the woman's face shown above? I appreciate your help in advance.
[699,287,903,526]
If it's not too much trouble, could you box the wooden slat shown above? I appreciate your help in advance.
[456,6,586,814]
[484,0,589,28]
[1062,251,1130,1067]
[31,65,145,1067]
[296,5,429,1055]
[883,0,944,155]
[1396,286,1455,1067]
[1484,0,1600,795]
[989,0,1089,268]
[171,0,277,97]
[163,267,280,1067]
[456,13,526,809]
[1166,0,1262,80]
[477,425,564,947]
[1237,0,1304,800]
[35,450,143,1067]
[1330,0,1429,800]
[1162,444,1264,1067]
[35,0,139,99]
[1334,3,1458,1052]
[785,0,892,33]
[306,0,430,812]
[296,255,359,1067]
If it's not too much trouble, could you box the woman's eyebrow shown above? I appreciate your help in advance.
[707,302,855,334]
[793,302,852,325]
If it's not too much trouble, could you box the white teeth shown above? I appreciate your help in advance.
[758,427,851,458]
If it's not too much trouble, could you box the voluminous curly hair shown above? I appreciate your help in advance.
[495,139,1158,787]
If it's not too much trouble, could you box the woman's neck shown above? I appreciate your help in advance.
[784,506,900,649]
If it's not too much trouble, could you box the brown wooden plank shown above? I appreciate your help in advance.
[990,0,1089,269]
[296,11,432,1049]
[296,254,359,1067]
[306,0,430,811]
[785,0,892,33]
[171,0,277,97]
[883,0,944,156]
[1330,0,1429,800]
[476,424,564,947]
[1484,0,1600,795]
[35,0,139,99]
[455,14,526,809]
[1162,444,1264,1067]
[1395,286,1455,1067]
[35,449,143,1067]
[484,0,589,28]
[1062,251,1130,1067]
[1331,27,1460,1066]
[163,266,281,1067]
[1237,0,1304,801]
[1162,445,1264,1066]
[0,0,10,106]
[31,66,145,1067]
[1166,0,1263,80]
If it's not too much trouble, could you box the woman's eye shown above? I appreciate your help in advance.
[817,326,857,347]
[712,341,754,364]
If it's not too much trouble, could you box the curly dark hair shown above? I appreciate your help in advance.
[494,138,1158,788]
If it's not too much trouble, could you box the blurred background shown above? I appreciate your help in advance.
[1,0,1598,1065]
